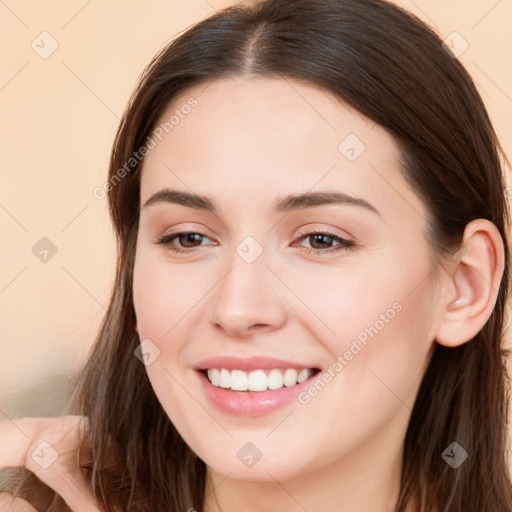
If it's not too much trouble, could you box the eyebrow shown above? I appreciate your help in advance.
[142,189,381,216]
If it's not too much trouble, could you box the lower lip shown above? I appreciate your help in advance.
[196,370,318,416]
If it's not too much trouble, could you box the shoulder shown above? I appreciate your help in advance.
[0,492,38,512]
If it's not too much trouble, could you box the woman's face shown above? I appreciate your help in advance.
[133,76,441,482]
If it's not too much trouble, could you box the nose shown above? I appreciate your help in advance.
[209,248,288,339]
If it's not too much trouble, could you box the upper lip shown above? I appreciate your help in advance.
[194,356,319,372]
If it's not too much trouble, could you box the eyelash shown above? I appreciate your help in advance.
[154,229,355,256]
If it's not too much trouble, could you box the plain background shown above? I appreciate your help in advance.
[1,0,511,460]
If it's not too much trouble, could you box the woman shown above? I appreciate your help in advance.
[1,0,511,510]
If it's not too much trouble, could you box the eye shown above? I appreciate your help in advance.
[155,231,214,254]
[294,229,355,255]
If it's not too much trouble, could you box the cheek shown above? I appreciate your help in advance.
[132,247,206,431]
[284,255,435,354]
[132,246,205,345]
[289,253,437,413]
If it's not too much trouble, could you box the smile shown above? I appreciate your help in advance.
[204,367,321,391]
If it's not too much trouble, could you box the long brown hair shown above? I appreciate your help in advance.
[3,0,512,510]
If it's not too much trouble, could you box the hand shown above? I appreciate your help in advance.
[0,415,103,512]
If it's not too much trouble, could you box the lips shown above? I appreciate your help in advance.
[193,355,322,416]
[195,366,321,416]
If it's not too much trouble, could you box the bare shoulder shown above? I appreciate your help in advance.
[0,493,38,512]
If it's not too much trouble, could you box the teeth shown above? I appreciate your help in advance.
[283,369,298,387]
[248,369,267,391]
[206,367,315,391]
[268,368,284,389]
[297,368,310,383]
[231,370,248,391]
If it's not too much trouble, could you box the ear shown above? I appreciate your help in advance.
[435,219,505,347]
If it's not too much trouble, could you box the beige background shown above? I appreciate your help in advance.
[0,0,511,450]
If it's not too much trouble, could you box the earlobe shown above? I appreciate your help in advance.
[435,219,505,348]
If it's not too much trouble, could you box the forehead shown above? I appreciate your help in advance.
[139,76,427,224]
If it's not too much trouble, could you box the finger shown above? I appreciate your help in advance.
[30,465,103,512]
[0,417,33,468]
[20,416,103,512]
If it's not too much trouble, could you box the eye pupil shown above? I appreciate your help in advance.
[310,233,332,248]
[180,233,202,247]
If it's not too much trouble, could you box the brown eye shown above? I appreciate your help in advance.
[307,233,336,249]
[155,232,214,254]
[295,230,355,255]
[175,233,204,248]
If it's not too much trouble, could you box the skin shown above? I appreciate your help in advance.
[132,76,504,512]
[0,415,101,512]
